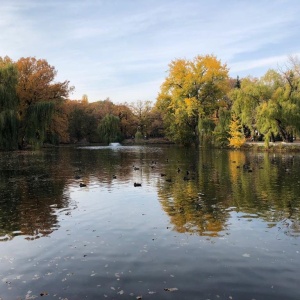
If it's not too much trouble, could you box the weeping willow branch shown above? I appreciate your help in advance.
[24,101,55,149]
[0,59,19,150]
[97,114,122,144]
[0,110,18,150]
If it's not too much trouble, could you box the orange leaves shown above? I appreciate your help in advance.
[16,57,73,108]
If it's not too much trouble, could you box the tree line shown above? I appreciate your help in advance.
[156,54,300,148]
[0,56,163,150]
[1,54,300,150]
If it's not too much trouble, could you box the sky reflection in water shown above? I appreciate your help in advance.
[0,145,299,299]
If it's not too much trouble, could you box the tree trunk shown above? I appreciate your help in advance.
[275,119,293,142]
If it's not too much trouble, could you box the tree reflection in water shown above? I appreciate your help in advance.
[0,146,300,242]
[157,148,300,238]
[0,150,71,241]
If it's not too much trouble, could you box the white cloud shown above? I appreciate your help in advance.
[230,52,300,77]
[1,0,300,102]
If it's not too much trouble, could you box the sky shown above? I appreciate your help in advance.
[1,0,300,103]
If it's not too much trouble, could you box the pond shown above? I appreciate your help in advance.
[0,145,299,300]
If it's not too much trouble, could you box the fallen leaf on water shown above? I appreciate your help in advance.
[164,287,178,292]
[148,291,156,294]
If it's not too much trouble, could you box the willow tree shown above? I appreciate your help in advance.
[98,114,122,144]
[156,55,229,145]
[0,57,19,150]
[16,57,73,148]
[230,57,300,146]
[256,60,300,143]
[24,102,54,148]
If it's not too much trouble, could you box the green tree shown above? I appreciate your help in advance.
[98,114,122,144]
[230,76,266,138]
[229,57,300,147]
[213,108,231,147]
[24,102,55,148]
[0,57,19,150]
[68,105,97,143]
[257,62,300,143]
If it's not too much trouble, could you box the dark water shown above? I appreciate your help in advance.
[0,145,299,300]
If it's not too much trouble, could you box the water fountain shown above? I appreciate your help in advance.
[109,142,121,147]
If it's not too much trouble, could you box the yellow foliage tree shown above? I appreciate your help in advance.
[156,54,229,145]
[228,116,246,148]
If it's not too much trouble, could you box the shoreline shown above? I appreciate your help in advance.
[6,139,300,152]
[241,141,300,152]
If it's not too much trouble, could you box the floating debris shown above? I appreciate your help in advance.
[148,291,156,294]
[164,287,178,292]
[79,183,87,187]
[134,182,142,187]
[242,253,250,258]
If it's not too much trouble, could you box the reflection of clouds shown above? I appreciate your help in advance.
[2,146,300,244]
[157,149,300,238]
[276,218,300,238]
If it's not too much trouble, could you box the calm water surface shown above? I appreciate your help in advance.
[0,145,299,300]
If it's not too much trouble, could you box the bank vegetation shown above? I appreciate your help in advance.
[1,54,300,150]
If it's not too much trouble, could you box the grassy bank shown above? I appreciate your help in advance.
[241,141,300,152]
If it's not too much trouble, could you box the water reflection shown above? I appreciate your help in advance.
[0,150,71,241]
[1,146,300,300]
[0,146,300,241]
[156,148,300,238]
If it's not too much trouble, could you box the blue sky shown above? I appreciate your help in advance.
[1,0,300,103]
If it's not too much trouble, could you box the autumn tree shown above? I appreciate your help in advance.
[47,100,70,144]
[156,55,229,145]
[147,106,164,137]
[16,57,73,148]
[0,56,19,150]
[228,115,246,148]
[81,94,89,105]
[129,100,153,137]
[115,103,137,138]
